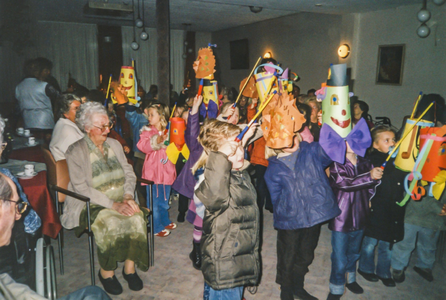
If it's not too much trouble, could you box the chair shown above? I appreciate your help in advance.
[41,145,69,275]
[138,178,155,267]
[35,237,57,300]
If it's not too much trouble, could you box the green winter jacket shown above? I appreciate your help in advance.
[195,151,260,290]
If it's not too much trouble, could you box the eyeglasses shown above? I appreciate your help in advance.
[92,122,113,132]
[1,198,28,214]
[1,142,7,150]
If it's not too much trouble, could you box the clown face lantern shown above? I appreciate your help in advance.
[317,64,352,138]
[120,66,138,104]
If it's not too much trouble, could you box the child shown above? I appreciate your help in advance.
[217,102,239,125]
[194,119,259,300]
[264,133,341,300]
[327,138,382,300]
[137,103,176,237]
[358,126,406,286]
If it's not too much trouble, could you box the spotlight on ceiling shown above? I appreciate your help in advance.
[249,6,263,13]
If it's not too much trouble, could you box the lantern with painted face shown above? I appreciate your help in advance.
[170,117,186,149]
[119,66,139,105]
[166,117,190,164]
[317,64,352,138]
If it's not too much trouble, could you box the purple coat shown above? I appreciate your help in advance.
[328,157,379,232]
[172,111,203,199]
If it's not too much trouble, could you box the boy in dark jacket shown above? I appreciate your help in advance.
[265,133,341,300]
[358,126,407,287]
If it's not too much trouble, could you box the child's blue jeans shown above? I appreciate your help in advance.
[329,230,364,295]
[358,236,392,278]
[147,184,172,234]
[203,282,243,300]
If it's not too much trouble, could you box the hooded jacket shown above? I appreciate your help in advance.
[195,151,260,290]
[265,141,341,230]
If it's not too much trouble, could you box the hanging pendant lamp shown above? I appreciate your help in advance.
[140,0,149,40]
[131,0,139,50]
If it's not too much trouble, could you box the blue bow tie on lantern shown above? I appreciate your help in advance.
[319,118,372,164]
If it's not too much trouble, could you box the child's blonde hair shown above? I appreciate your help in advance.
[147,102,169,129]
[191,119,241,174]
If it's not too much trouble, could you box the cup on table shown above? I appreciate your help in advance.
[17,127,24,135]
[24,129,31,137]
[24,164,35,176]
[28,137,36,145]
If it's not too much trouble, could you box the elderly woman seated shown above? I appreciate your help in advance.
[49,94,84,161]
[61,102,149,295]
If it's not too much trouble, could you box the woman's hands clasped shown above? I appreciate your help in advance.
[112,197,141,217]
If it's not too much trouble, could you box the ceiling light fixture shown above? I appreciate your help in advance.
[417,0,431,38]
[131,0,139,50]
[140,0,148,40]
[135,0,143,27]
[249,6,263,13]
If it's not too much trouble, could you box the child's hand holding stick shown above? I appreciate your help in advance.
[370,167,383,180]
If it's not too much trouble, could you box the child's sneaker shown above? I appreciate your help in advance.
[155,229,171,237]
[165,223,177,230]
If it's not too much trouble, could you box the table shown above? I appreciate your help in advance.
[7,146,62,239]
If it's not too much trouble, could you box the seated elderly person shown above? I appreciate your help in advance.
[0,173,110,300]
[49,94,84,161]
[61,102,149,295]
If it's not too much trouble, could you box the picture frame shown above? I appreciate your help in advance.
[375,44,405,85]
[230,39,249,70]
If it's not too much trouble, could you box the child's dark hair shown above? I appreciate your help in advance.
[296,103,312,128]
[371,125,396,143]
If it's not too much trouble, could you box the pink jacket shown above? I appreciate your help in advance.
[137,125,176,185]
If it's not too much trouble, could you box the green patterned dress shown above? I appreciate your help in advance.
[76,136,149,271]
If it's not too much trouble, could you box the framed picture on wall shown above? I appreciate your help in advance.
[230,39,249,69]
[376,44,405,85]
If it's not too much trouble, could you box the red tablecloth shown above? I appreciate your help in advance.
[9,145,45,163]
[10,146,62,239]
[18,172,61,239]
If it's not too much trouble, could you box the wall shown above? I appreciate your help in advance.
[347,4,446,127]
[212,12,343,94]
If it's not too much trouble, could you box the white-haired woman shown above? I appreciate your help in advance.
[61,102,148,295]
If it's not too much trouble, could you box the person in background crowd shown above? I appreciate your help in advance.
[50,94,84,161]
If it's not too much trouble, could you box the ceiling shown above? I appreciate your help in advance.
[24,0,422,32]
